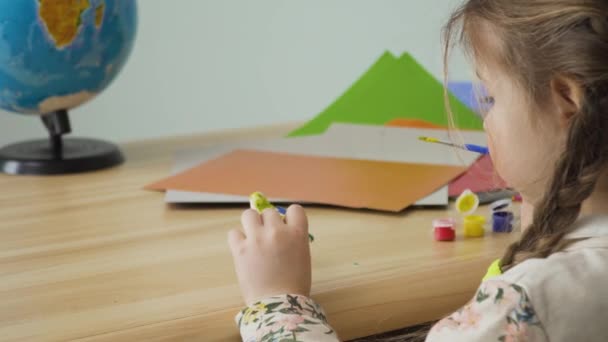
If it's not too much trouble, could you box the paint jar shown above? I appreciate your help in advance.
[489,198,514,233]
[433,218,456,241]
[456,189,480,216]
[463,215,486,238]
[493,211,515,233]
[490,199,512,212]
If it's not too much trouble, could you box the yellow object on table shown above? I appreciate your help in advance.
[455,189,480,216]
[463,215,486,237]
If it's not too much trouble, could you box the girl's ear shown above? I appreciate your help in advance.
[550,75,585,128]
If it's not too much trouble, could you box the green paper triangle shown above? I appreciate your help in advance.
[288,51,482,137]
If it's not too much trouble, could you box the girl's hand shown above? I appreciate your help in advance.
[228,205,311,305]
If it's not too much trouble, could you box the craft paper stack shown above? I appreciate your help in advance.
[146,51,507,212]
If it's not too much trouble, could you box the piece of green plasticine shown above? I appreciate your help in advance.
[249,192,314,243]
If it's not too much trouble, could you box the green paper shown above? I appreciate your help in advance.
[288,51,482,137]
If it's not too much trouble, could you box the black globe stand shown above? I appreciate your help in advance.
[0,110,124,175]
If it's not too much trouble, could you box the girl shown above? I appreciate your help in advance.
[228,0,608,340]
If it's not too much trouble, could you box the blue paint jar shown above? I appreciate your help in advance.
[492,211,514,233]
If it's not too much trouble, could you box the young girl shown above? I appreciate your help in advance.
[228,0,608,340]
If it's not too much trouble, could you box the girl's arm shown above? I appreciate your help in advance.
[228,205,340,341]
[236,294,339,342]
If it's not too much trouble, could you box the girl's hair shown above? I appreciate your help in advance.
[444,0,608,273]
[365,1,608,341]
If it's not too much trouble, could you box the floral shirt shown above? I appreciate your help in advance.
[427,280,547,341]
[236,280,547,342]
[236,294,340,342]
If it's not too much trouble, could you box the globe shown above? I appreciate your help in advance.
[0,0,137,175]
[0,0,137,114]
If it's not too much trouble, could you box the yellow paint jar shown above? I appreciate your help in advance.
[463,215,486,238]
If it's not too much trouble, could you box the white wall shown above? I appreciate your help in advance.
[0,0,469,146]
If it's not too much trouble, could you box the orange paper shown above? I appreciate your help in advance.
[385,118,446,129]
[146,149,467,212]
[385,118,480,132]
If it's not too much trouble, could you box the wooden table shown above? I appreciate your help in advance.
[0,124,517,341]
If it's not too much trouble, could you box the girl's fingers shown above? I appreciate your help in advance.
[227,228,246,253]
[285,204,308,233]
[262,208,284,227]
[241,209,262,237]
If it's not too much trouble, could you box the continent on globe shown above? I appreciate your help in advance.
[38,0,91,48]
[38,91,95,114]
[95,3,105,28]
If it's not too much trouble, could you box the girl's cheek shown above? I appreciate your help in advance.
[482,111,497,149]
[486,131,512,187]
[483,114,507,180]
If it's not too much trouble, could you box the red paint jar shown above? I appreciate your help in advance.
[433,219,456,241]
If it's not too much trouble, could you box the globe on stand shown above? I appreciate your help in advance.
[0,0,137,175]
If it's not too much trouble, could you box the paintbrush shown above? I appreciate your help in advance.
[418,136,489,155]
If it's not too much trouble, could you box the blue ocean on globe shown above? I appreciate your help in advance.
[0,0,137,115]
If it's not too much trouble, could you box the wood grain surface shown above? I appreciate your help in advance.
[0,124,517,341]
